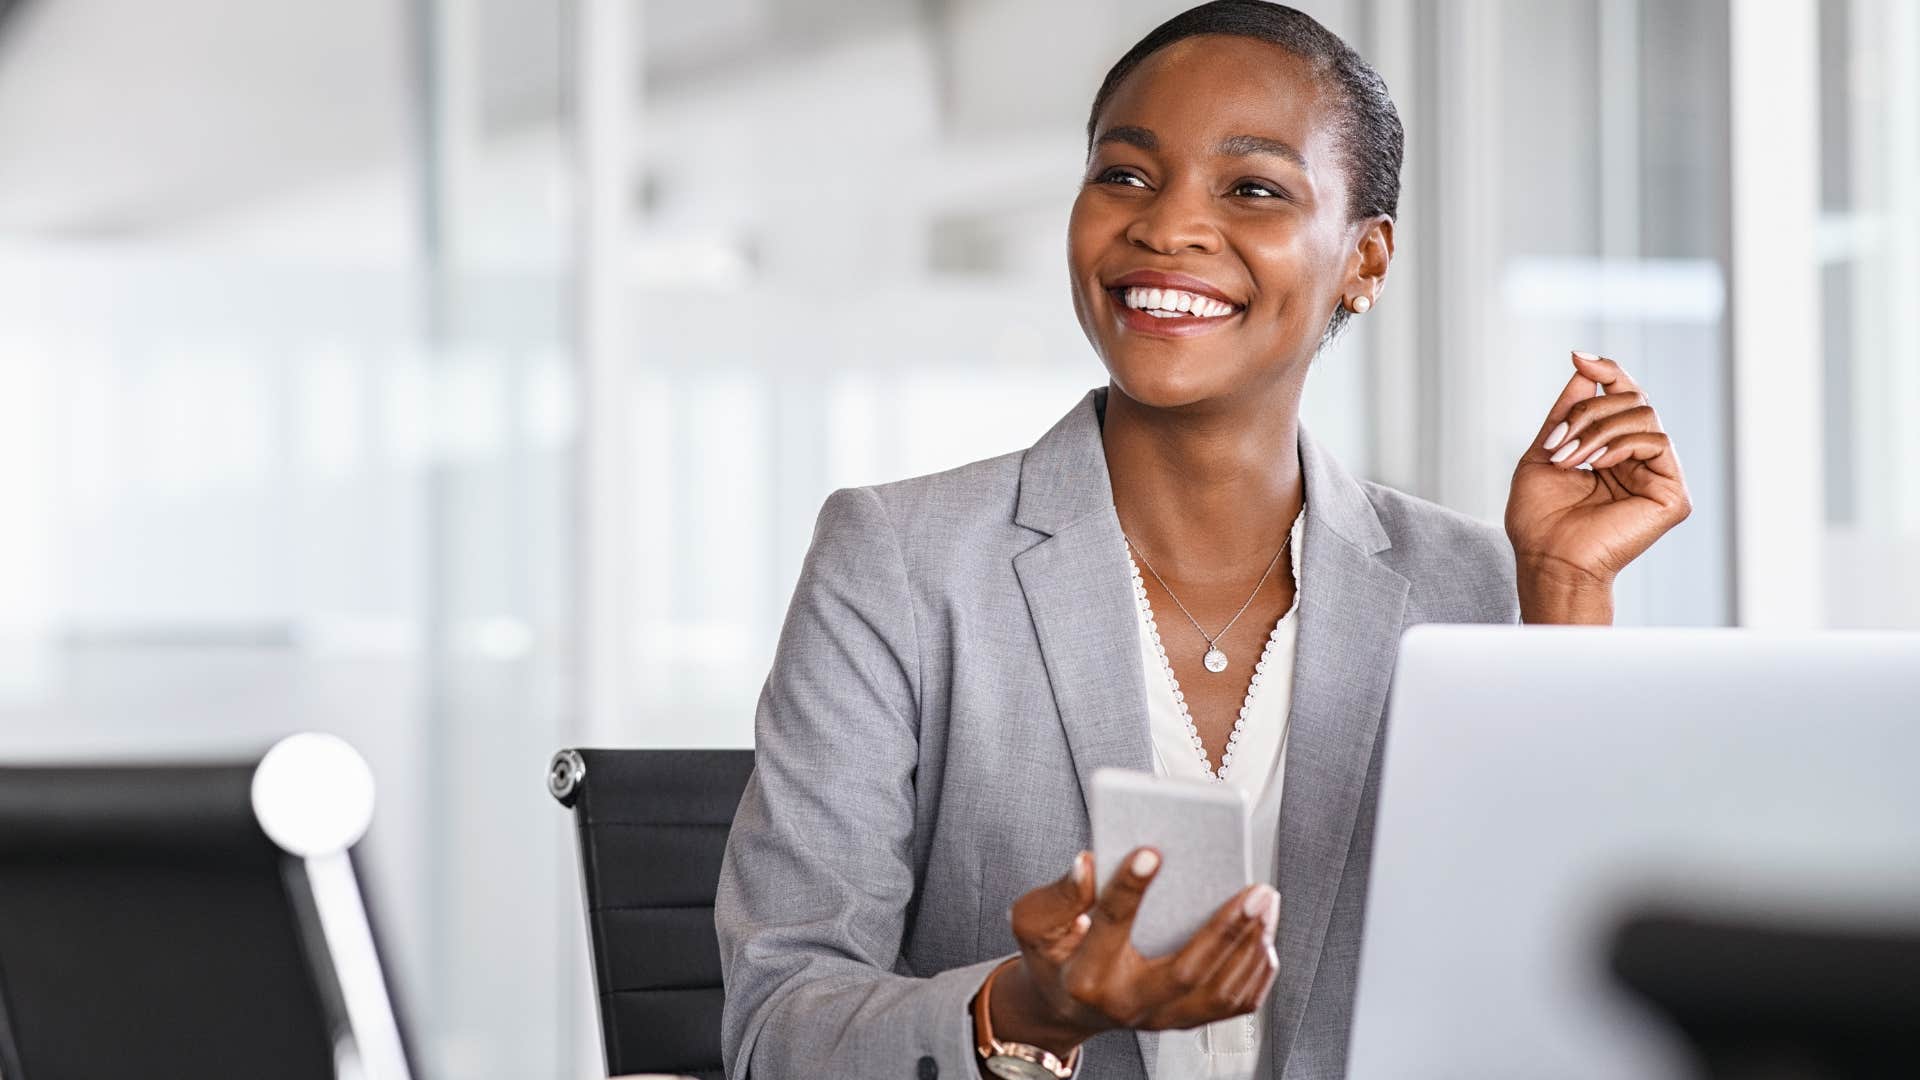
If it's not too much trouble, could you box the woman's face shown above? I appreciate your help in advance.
[1068,35,1374,409]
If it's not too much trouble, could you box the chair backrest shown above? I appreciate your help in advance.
[549,748,754,1080]
[1611,908,1920,1078]
[0,739,412,1080]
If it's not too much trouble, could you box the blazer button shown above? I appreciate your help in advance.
[916,1054,938,1079]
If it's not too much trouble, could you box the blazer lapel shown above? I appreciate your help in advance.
[1013,391,1156,1080]
[1011,389,1155,810]
[1267,431,1409,1076]
[1013,517,1155,798]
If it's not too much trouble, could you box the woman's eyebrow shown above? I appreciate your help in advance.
[1095,125,1158,151]
[1094,127,1306,172]
[1217,134,1308,170]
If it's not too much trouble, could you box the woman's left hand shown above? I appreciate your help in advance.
[1505,351,1693,624]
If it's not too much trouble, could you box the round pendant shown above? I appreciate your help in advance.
[1203,647,1229,673]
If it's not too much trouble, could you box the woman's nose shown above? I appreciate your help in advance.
[1124,184,1222,255]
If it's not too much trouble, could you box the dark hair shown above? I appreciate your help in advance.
[1086,0,1404,339]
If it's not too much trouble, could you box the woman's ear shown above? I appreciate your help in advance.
[1345,215,1394,308]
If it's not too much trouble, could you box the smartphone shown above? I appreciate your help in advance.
[1089,767,1253,958]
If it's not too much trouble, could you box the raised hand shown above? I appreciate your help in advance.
[1505,350,1693,623]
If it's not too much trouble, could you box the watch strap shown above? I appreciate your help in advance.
[972,959,1082,1079]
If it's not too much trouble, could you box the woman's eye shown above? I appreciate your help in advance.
[1095,167,1149,189]
[1232,180,1284,199]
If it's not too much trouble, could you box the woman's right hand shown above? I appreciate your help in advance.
[986,847,1281,1055]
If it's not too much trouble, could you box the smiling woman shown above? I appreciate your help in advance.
[714,3,1693,1079]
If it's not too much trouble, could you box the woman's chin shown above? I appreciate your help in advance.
[1106,355,1233,411]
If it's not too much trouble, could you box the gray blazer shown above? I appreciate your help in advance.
[717,388,1518,1079]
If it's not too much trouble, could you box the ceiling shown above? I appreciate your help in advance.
[0,0,1189,245]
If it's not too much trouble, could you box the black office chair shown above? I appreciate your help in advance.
[550,748,754,1080]
[0,735,414,1080]
[1612,908,1920,1079]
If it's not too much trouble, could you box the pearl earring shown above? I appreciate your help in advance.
[1350,296,1372,314]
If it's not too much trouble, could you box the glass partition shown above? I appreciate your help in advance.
[0,1,577,1075]
[1819,0,1920,628]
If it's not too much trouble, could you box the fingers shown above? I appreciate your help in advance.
[1167,883,1276,988]
[1184,892,1279,1021]
[1531,352,1657,468]
[1215,927,1277,1014]
[1146,884,1280,1028]
[1010,851,1095,956]
[1055,849,1161,1026]
[1571,349,1642,394]
[1079,847,1159,958]
[1544,404,1656,470]
[1225,935,1280,1013]
[1223,889,1279,1007]
[1580,431,1687,486]
[1528,370,1599,458]
[1045,912,1093,964]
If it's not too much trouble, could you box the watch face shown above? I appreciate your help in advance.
[985,1055,1061,1080]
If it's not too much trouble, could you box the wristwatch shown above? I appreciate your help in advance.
[972,960,1082,1080]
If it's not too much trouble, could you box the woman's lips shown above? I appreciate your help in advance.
[1108,287,1242,338]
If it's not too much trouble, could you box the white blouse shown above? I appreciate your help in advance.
[1126,508,1304,1080]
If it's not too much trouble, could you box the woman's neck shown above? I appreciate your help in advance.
[1102,381,1305,584]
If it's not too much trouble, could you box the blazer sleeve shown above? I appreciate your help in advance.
[715,486,1003,1078]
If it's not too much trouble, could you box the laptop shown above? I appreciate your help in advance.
[0,733,414,1080]
[1347,626,1920,1079]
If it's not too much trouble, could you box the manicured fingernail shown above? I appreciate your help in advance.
[1264,890,1281,927]
[1573,350,1599,362]
[1549,438,1582,464]
[1070,852,1088,884]
[1073,913,1091,932]
[1131,849,1159,876]
[1241,886,1269,918]
[1543,421,1569,451]
[1581,445,1607,468]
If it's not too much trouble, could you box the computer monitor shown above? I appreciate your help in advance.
[0,733,413,1080]
[1347,627,1920,1080]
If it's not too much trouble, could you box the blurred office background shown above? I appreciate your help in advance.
[0,0,1912,1076]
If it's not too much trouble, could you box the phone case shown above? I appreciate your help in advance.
[1089,767,1253,957]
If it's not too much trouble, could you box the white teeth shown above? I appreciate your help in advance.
[1121,286,1236,317]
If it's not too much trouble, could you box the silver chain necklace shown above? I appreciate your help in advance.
[1124,533,1290,674]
